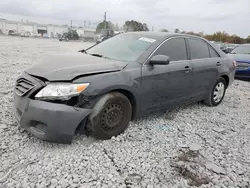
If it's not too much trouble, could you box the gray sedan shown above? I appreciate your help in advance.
[13,32,236,144]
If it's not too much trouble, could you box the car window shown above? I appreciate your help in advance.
[231,45,250,54]
[208,45,220,58]
[153,38,187,61]
[188,38,210,59]
[86,34,156,62]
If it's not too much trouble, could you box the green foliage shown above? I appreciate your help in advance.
[123,20,149,32]
[161,28,169,32]
[115,23,120,31]
[179,30,248,44]
[246,36,250,43]
[174,28,180,33]
[96,21,115,33]
[204,31,246,44]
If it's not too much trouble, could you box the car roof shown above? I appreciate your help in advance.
[120,31,206,41]
[237,44,250,46]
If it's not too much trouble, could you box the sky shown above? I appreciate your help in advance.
[0,0,249,37]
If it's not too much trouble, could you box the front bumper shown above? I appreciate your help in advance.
[13,93,92,144]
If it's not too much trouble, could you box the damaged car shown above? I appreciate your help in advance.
[13,32,236,144]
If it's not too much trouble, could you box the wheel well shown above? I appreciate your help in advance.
[112,89,137,120]
[221,75,229,87]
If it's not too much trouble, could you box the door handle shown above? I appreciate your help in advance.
[216,62,221,66]
[184,66,192,73]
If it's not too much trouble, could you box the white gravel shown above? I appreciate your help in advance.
[0,35,250,188]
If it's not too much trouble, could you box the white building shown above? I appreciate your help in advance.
[0,18,95,38]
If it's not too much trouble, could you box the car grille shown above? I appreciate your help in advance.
[15,78,36,96]
[236,62,250,70]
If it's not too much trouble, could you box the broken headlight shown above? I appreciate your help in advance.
[35,83,90,100]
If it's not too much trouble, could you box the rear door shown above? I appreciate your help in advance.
[187,38,221,100]
[140,37,193,114]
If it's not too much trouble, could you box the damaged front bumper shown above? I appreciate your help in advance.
[13,93,92,144]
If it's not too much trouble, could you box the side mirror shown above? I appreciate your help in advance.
[149,55,170,65]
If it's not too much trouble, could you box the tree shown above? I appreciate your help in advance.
[246,35,250,43]
[96,21,115,33]
[174,28,180,33]
[123,20,149,32]
[115,23,120,31]
[160,28,169,32]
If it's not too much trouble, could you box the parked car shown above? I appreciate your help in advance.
[95,29,115,44]
[227,43,239,53]
[8,30,19,36]
[59,30,79,41]
[20,30,31,37]
[228,44,250,79]
[13,32,236,144]
[215,42,230,53]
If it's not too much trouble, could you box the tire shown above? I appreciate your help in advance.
[204,77,227,106]
[87,92,132,140]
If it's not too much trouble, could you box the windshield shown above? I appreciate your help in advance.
[86,34,156,62]
[231,45,250,54]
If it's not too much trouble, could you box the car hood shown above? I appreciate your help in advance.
[25,52,128,81]
[228,54,250,63]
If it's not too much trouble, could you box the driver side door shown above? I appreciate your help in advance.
[140,37,193,115]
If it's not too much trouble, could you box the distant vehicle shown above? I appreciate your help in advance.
[59,30,79,41]
[228,44,250,79]
[8,30,19,36]
[226,43,239,53]
[33,33,41,38]
[20,31,31,37]
[95,29,115,43]
[217,42,230,53]
[13,32,236,144]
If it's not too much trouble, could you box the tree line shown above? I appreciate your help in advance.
[96,20,149,33]
[95,20,250,44]
[162,29,250,44]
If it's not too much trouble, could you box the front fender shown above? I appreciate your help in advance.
[73,68,141,116]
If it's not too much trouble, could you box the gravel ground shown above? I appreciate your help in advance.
[0,35,250,188]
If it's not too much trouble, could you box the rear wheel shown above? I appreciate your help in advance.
[204,77,227,106]
[87,92,132,140]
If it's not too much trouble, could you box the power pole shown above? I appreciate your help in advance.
[104,12,107,29]
[70,20,72,31]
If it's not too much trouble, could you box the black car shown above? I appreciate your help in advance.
[59,30,79,41]
[13,32,236,144]
[95,29,115,43]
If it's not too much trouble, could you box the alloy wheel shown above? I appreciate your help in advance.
[213,82,225,103]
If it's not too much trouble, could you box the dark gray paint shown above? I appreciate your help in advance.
[14,32,236,143]
[26,53,128,81]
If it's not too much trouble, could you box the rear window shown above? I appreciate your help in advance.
[188,38,210,59]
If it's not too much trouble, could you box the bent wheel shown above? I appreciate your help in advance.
[87,92,132,140]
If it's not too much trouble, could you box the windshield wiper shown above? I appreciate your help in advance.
[78,49,87,54]
[90,53,104,58]
[90,53,111,59]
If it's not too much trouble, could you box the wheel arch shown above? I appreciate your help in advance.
[110,89,137,120]
[220,74,229,87]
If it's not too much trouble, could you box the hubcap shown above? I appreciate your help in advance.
[213,82,225,103]
[101,104,124,131]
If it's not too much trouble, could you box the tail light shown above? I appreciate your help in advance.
[233,60,237,68]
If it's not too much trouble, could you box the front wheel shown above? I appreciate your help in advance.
[204,77,227,106]
[87,92,132,140]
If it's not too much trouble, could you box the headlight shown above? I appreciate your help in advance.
[35,83,90,99]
